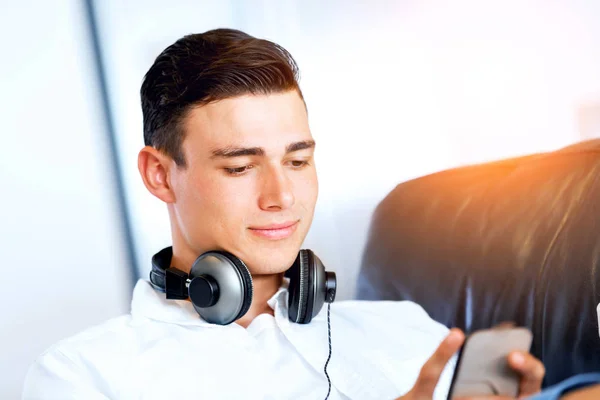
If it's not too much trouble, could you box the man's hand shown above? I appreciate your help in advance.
[397,328,465,400]
[561,384,600,400]
[396,328,545,400]
[506,349,545,399]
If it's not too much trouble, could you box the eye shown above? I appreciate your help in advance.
[288,160,309,168]
[224,165,253,176]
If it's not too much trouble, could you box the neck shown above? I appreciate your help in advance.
[235,273,284,328]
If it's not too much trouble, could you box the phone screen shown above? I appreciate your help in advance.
[445,326,532,399]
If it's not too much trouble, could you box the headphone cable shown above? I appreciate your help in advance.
[323,303,332,400]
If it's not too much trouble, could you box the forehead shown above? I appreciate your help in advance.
[182,91,311,151]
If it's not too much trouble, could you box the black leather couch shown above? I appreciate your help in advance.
[357,139,600,387]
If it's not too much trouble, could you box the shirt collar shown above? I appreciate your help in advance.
[131,279,289,327]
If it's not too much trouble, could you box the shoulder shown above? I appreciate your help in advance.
[27,313,137,369]
[23,314,140,399]
[325,300,454,399]
[332,299,448,335]
[37,314,137,360]
[329,300,450,356]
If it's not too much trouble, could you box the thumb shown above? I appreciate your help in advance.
[407,329,464,399]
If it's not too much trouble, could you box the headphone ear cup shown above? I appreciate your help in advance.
[306,250,329,323]
[287,251,309,323]
[288,250,323,324]
[222,253,254,322]
[189,251,253,325]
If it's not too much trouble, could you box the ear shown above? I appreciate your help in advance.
[138,146,176,203]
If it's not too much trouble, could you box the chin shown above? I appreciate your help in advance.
[244,247,300,276]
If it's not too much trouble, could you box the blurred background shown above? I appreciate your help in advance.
[1,0,599,397]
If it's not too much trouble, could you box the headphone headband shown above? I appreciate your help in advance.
[149,246,188,300]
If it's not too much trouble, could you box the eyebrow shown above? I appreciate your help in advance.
[210,140,316,159]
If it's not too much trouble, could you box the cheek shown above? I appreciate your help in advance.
[191,175,254,222]
[214,179,255,210]
[297,171,318,206]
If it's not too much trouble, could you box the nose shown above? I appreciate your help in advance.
[258,165,295,211]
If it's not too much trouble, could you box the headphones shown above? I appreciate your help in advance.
[149,246,337,325]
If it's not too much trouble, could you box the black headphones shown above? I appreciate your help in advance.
[149,246,337,325]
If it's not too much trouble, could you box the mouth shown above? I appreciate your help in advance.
[248,220,299,240]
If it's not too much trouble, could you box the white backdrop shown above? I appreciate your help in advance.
[94,0,600,301]
[0,1,130,398]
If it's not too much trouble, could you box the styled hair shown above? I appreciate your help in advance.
[140,28,303,167]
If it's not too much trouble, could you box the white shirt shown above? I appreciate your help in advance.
[23,280,456,400]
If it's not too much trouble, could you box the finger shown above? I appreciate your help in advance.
[411,328,464,397]
[492,321,516,329]
[507,351,545,397]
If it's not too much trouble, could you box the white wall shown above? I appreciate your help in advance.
[95,0,600,301]
[0,1,130,398]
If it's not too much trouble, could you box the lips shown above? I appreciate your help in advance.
[248,220,299,240]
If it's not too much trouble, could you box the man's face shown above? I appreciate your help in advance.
[169,90,318,275]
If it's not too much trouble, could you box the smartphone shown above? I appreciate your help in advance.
[446,326,533,399]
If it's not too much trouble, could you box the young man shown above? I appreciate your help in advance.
[24,28,594,400]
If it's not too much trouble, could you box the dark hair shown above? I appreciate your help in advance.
[140,28,303,167]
